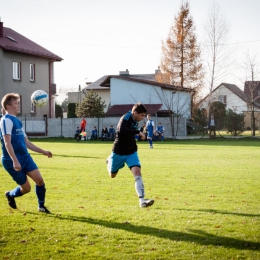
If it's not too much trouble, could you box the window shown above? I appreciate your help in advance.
[31,102,36,113]
[218,95,227,106]
[30,64,35,82]
[13,62,21,80]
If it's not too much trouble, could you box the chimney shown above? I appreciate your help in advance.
[0,19,3,37]
[119,69,129,76]
[155,66,161,74]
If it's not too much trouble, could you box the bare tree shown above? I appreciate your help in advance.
[243,51,260,136]
[203,2,232,113]
[154,87,194,137]
[157,1,203,102]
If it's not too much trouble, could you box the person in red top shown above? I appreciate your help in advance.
[80,117,87,132]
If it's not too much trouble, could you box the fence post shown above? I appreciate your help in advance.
[24,114,27,133]
[61,117,63,137]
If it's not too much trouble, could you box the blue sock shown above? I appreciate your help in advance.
[9,186,23,197]
[149,139,153,146]
[35,185,46,208]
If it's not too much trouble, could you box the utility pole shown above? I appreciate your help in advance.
[78,85,81,103]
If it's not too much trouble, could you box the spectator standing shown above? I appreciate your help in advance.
[80,117,87,132]
[208,114,217,139]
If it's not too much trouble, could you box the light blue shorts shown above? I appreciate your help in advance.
[109,151,141,174]
[2,154,38,185]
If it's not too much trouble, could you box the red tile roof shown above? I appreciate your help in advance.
[0,27,62,61]
[106,104,162,116]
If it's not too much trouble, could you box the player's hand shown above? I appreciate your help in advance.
[43,151,52,158]
[13,161,21,171]
[139,132,145,140]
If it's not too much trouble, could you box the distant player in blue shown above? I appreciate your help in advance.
[156,123,164,141]
[146,114,155,148]
[106,103,154,208]
[0,93,52,213]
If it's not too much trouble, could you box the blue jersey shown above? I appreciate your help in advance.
[157,125,164,134]
[0,114,28,159]
[92,129,97,135]
[146,120,154,137]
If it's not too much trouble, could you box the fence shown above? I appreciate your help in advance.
[17,116,187,138]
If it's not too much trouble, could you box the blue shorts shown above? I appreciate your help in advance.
[147,131,153,139]
[2,154,38,185]
[109,151,141,173]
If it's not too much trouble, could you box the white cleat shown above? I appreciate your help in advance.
[140,199,154,208]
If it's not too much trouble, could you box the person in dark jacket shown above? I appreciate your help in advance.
[208,114,217,139]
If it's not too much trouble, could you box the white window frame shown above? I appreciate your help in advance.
[218,95,227,105]
[30,64,35,82]
[13,62,21,80]
[30,102,36,113]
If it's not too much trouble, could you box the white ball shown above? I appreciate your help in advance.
[31,90,48,107]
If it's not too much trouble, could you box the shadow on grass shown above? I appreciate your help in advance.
[34,213,259,251]
[174,208,260,218]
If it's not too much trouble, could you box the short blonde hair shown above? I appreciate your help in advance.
[1,93,20,110]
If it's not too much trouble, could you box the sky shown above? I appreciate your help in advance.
[1,0,260,102]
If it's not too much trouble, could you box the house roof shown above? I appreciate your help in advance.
[199,83,248,104]
[0,26,62,61]
[82,72,196,94]
[100,75,194,93]
[199,82,260,109]
[106,104,163,116]
[83,73,156,92]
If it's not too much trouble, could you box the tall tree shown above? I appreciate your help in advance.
[203,2,231,111]
[243,51,260,136]
[76,90,106,118]
[157,1,203,100]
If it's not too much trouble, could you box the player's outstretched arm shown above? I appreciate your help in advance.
[25,137,52,158]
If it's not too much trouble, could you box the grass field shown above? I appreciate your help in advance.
[0,138,259,260]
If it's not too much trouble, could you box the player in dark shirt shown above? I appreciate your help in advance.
[106,103,154,208]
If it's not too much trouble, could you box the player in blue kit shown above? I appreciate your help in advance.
[146,114,155,148]
[106,103,154,208]
[0,93,52,213]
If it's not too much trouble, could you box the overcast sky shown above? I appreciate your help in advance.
[1,0,260,101]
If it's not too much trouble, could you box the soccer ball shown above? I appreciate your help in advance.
[31,90,48,107]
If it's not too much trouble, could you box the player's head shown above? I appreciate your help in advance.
[147,114,151,120]
[132,103,147,122]
[1,93,20,111]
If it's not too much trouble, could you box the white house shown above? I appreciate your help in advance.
[199,82,260,129]
[81,69,195,118]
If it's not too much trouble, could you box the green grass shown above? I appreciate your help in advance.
[0,138,259,260]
